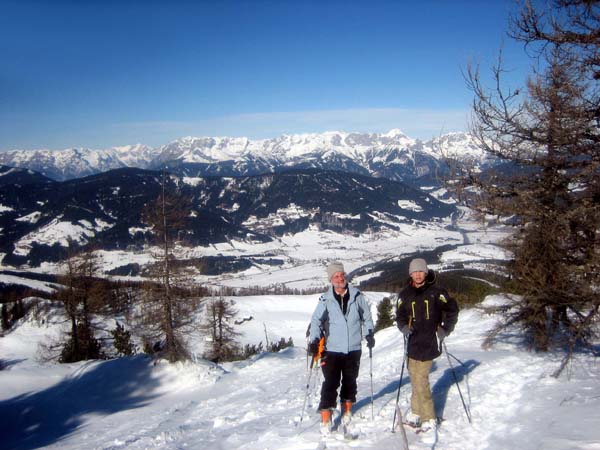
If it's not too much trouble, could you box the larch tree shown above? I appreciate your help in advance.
[141,171,200,363]
[57,243,103,362]
[201,295,241,363]
[452,0,599,370]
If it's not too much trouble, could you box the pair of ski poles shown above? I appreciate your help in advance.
[391,333,472,432]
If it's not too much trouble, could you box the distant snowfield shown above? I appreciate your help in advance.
[1,217,511,295]
[1,191,510,295]
[13,218,114,256]
[0,274,60,294]
[0,294,598,450]
[186,210,508,291]
[439,244,512,265]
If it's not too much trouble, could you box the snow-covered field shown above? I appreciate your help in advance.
[1,293,599,450]
[2,207,511,295]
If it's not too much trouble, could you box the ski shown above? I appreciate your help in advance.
[316,422,359,448]
[402,416,444,432]
[341,423,359,440]
[316,433,354,449]
[401,421,422,433]
[401,417,442,448]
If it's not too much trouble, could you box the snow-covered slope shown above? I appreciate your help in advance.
[0,294,598,450]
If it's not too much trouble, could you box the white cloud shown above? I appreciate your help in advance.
[112,107,469,144]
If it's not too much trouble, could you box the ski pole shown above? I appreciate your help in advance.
[391,335,410,450]
[443,341,472,424]
[391,335,409,431]
[446,349,467,367]
[369,346,374,421]
[392,317,412,432]
[299,337,325,425]
[299,353,317,425]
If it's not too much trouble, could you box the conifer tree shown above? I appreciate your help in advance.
[201,296,241,362]
[375,297,395,332]
[57,243,103,362]
[140,171,199,362]
[111,322,136,356]
[452,0,599,368]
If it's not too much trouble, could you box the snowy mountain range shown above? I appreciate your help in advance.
[0,130,490,182]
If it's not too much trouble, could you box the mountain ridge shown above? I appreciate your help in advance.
[0,130,490,182]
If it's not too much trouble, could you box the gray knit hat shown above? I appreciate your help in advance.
[327,262,345,280]
[408,258,428,274]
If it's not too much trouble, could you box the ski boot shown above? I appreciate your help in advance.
[319,409,333,435]
[341,400,353,426]
[404,411,421,429]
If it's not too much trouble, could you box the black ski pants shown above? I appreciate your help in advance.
[318,350,361,410]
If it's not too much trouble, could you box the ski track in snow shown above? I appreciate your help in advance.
[1,295,599,450]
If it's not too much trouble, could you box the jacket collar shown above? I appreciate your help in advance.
[326,283,360,301]
[406,269,436,290]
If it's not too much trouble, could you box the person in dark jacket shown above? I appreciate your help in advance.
[308,262,375,435]
[396,257,459,436]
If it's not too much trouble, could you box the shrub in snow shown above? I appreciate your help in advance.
[111,322,136,356]
[374,297,394,332]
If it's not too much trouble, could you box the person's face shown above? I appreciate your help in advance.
[410,271,426,286]
[331,271,347,291]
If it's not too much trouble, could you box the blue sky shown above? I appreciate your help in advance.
[0,0,531,150]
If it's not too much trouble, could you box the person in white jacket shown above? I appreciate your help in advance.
[308,262,375,434]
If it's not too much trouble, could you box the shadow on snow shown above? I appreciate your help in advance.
[0,358,27,370]
[355,369,412,414]
[0,355,161,450]
[432,358,480,420]
[354,356,480,421]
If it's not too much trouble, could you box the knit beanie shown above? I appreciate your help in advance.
[327,262,345,280]
[408,258,428,274]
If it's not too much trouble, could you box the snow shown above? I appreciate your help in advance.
[128,226,151,236]
[182,177,206,187]
[397,200,424,212]
[1,292,599,450]
[440,244,511,264]
[12,218,114,256]
[0,204,15,212]
[242,206,316,230]
[179,217,488,291]
[1,198,596,449]
[154,129,420,165]
[14,219,97,256]
[0,167,18,176]
[15,211,43,224]
[0,274,60,293]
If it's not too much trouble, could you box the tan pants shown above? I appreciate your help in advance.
[407,358,435,421]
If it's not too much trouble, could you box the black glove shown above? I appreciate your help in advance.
[308,339,320,355]
[365,332,375,349]
[437,326,447,343]
[399,324,413,338]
